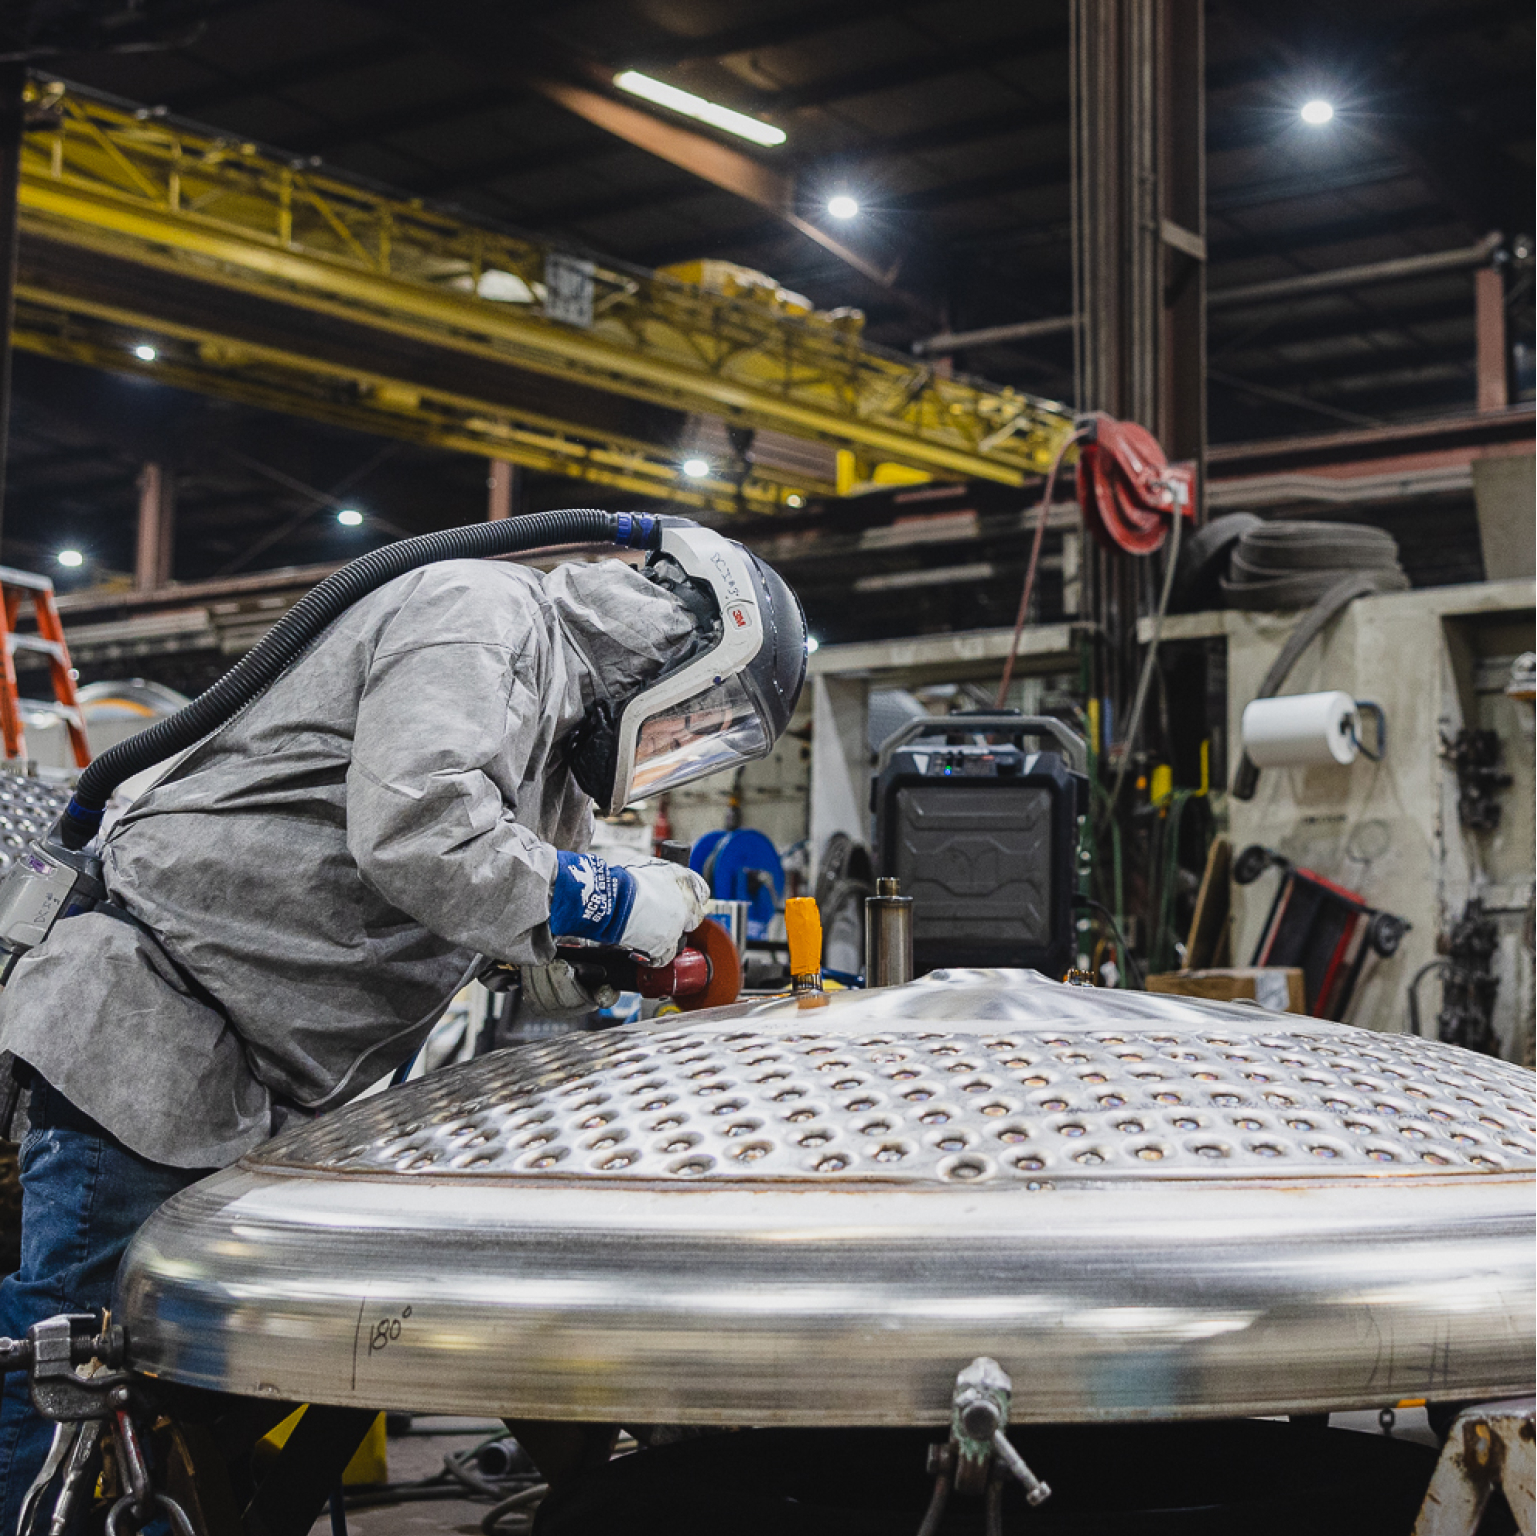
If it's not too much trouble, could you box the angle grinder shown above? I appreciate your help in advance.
[555,916,743,1012]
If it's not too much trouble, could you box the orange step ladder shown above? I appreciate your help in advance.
[0,566,90,768]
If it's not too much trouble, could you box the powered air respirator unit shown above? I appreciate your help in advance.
[0,510,806,982]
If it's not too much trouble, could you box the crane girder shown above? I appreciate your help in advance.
[15,81,1076,508]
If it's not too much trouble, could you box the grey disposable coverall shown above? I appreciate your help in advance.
[0,557,693,1168]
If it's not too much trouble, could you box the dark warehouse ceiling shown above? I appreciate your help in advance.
[3,0,1533,620]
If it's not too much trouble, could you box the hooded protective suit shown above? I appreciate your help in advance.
[0,557,695,1168]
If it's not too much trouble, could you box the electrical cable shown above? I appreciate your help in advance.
[914,1473,950,1536]
[1076,896,1146,989]
[442,1447,510,1500]
[1103,508,1183,824]
[56,508,661,847]
[1406,959,1450,1038]
[995,430,1085,707]
[342,1484,535,1510]
[481,1483,549,1535]
[1085,778,1127,985]
[338,1431,542,1516]
[1151,790,1195,974]
[985,1479,1005,1536]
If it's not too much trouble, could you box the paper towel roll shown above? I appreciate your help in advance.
[1241,691,1359,768]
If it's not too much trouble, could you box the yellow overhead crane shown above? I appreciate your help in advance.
[13,80,1076,515]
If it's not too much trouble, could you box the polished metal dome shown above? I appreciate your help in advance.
[117,970,1536,1426]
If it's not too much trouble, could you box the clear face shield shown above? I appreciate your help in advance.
[627,675,772,803]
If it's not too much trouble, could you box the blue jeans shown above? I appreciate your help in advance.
[0,1078,208,1535]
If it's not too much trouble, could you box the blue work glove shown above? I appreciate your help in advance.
[548,852,708,966]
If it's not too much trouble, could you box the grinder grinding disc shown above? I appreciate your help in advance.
[675,917,743,1012]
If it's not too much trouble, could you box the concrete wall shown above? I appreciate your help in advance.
[1227,578,1535,1048]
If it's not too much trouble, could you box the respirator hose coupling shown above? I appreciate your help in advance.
[58,797,104,852]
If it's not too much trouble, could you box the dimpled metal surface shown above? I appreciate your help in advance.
[264,981,1535,1183]
[0,779,72,871]
[117,971,1536,1427]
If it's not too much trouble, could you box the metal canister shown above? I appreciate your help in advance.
[865,877,913,987]
[705,899,749,957]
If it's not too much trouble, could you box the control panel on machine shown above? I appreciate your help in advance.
[898,745,1042,778]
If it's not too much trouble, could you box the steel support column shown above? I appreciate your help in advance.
[135,462,175,591]
[1475,266,1509,413]
[1072,0,1205,749]
[1157,0,1206,484]
[487,458,523,521]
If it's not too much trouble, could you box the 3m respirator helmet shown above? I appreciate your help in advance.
[567,518,808,817]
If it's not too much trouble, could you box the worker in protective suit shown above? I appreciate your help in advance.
[0,522,807,1527]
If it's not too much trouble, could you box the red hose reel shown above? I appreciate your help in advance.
[1075,413,1195,555]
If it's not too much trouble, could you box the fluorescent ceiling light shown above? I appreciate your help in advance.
[681,458,710,479]
[1300,99,1334,126]
[337,508,364,526]
[476,269,536,303]
[57,549,84,568]
[133,344,157,362]
[826,195,859,219]
[615,71,785,147]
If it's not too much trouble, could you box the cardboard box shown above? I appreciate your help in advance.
[1146,966,1306,1015]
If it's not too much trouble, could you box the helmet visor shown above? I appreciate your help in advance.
[628,675,771,803]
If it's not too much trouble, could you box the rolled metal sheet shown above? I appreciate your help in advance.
[116,970,1536,1427]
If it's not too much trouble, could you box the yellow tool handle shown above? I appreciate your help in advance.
[784,897,823,980]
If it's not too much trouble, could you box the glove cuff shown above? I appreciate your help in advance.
[548,852,636,945]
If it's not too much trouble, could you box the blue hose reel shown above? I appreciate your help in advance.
[689,829,784,941]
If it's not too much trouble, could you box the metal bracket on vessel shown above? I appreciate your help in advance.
[916,1356,1050,1536]
[3,1313,196,1536]
[1412,1398,1535,1536]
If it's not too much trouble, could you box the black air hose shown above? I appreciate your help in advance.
[56,508,662,849]
[1220,520,1406,610]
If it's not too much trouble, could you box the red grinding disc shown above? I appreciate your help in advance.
[676,916,744,1012]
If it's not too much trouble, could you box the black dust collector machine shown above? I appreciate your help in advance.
[871,712,1088,979]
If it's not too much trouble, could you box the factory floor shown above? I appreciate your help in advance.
[311,1409,1439,1534]
[312,1418,523,1536]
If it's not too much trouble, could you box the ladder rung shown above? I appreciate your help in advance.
[0,566,56,593]
[19,698,83,726]
[4,635,65,660]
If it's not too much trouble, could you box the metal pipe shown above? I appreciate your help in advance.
[911,231,1504,359]
[864,876,913,988]
[1209,231,1503,310]
[912,314,1077,357]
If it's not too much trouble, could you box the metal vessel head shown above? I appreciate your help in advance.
[115,970,1536,1428]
